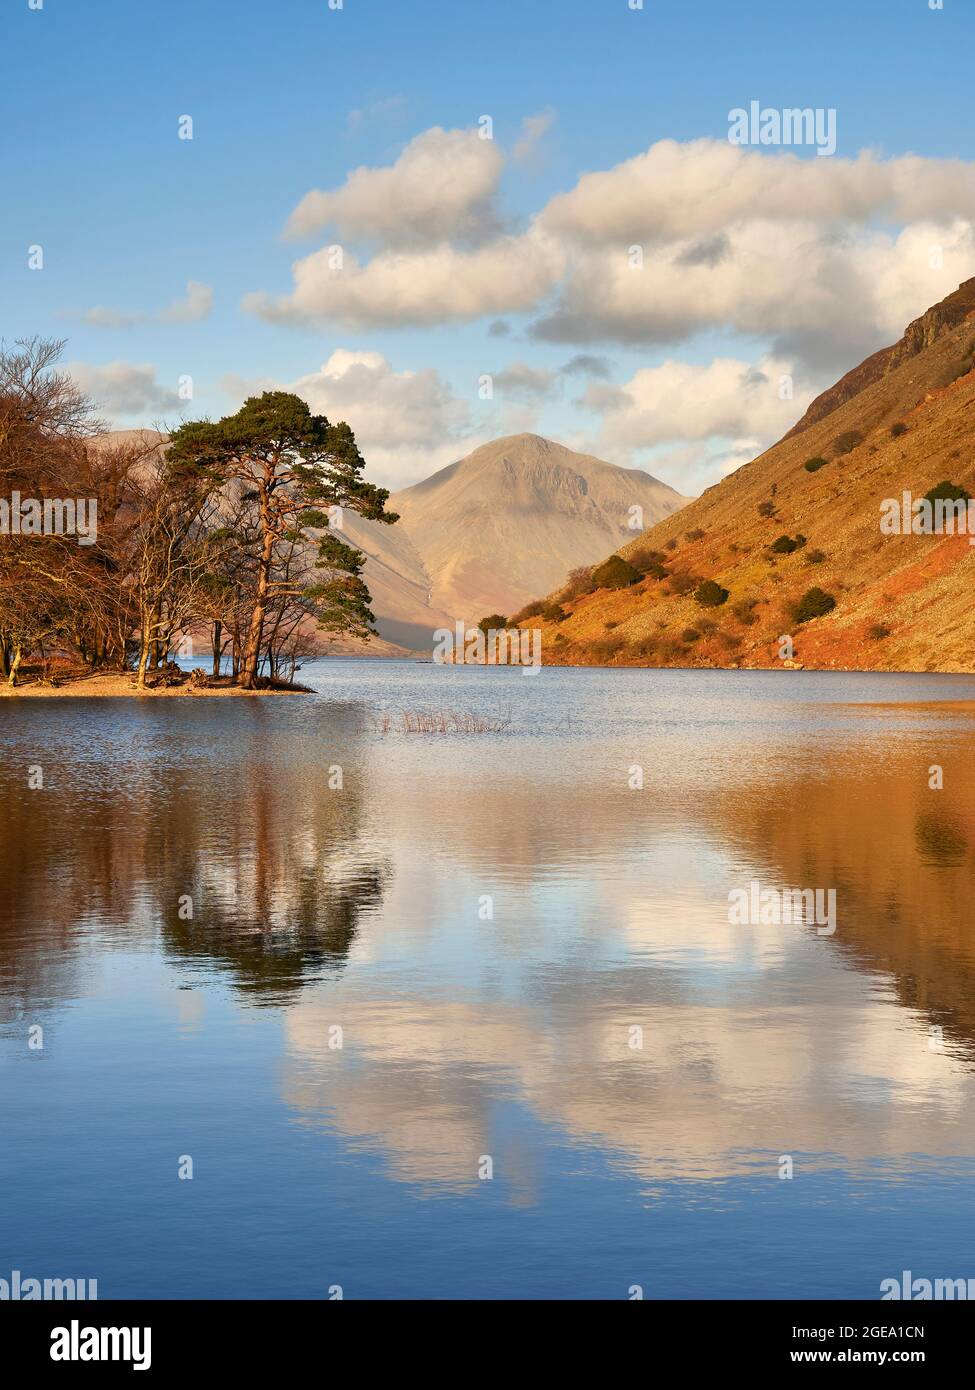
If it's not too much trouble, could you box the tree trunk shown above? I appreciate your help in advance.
[8,645,22,687]
[136,611,156,689]
[211,620,222,679]
[240,530,275,689]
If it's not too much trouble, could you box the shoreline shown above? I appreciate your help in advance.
[0,672,308,698]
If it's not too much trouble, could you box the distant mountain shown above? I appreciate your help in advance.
[100,430,689,655]
[524,278,975,672]
[382,433,689,629]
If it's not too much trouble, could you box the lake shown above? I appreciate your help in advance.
[2,662,975,1299]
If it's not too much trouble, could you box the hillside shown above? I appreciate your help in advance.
[388,433,689,625]
[521,278,975,672]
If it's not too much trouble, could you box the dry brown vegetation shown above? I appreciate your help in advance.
[523,278,975,672]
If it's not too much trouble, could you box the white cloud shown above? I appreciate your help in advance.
[584,355,811,452]
[532,216,975,368]
[284,126,503,245]
[247,132,975,373]
[82,306,143,329]
[158,280,214,324]
[68,361,181,418]
[540,139,975,245]
[245,232,561,330]
[82,280,213,329]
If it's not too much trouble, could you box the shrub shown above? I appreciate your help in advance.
[890,422,908,439]
[604,620,619,631]
[543,604,568,623]
[833,429,864,457]
[562,566,596,600]
[685,528,706,542]
[732,598,758,625]
[590,636,625,661]
[792,587,836,624]
[770,534,801,554]
[804,456,828,473]
[694,579,730,608]
[804,549,826,565]
[922,479,971,508]
[667,572,698,596]
[630,548,666,574]
[757,500,775,518]
[664,537,678,551]
[697,618,718,635]
[591,555,642,590]
[637,559,669,580]
[478,613,507,633]
[512,599,543,622]
[682,627,701,642]
[867,623,891,640]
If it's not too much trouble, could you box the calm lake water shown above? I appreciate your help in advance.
[2,662,975,1299]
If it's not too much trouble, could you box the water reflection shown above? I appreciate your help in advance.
[3,671,975,1296]
[0,701,389,1015]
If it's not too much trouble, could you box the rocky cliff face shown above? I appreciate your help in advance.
[786,276,975,439]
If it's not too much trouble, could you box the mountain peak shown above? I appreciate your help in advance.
[388,433,688,624]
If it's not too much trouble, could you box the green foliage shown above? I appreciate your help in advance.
[543,604,567,623]
[167,392,397,660]
[792,586,836,623]
[770,533,807,554]
[590,555,642,590]
[922,479,970,507]
[478,614,507,633]
[803,456,828,472]
[694,579,729,608]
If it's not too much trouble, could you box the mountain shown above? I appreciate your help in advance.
[523,278,975,672]
[332,508,457,652]
[382,434,689,627]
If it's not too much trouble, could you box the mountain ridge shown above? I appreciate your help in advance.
[522,278,975,673]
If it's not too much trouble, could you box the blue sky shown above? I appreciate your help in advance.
[2,0,974,492]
